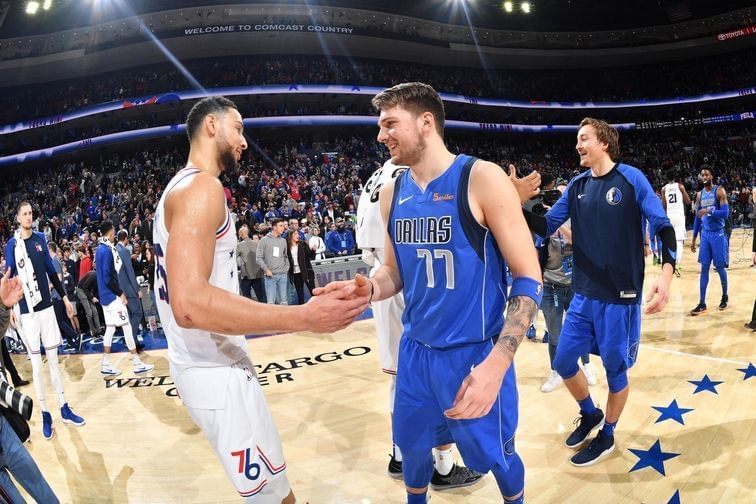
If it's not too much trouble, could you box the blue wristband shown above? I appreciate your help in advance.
[510,276,543,305]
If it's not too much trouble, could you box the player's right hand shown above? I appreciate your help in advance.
[0,268,23,308]
[690,242,696,253]
[304,283,370,333]
[508,164,541,204]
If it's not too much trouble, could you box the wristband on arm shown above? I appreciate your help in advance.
[509,276,543,306]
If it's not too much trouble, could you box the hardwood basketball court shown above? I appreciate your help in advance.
[11,228,755,503]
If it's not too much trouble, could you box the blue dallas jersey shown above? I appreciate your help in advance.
[4,232,57,314]
[545,163,671,305]
[699,185,726,232]
[388,154,507,348]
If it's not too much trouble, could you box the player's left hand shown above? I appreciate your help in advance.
[508,164,541,204]
[0,268,23,308]
[696,208,709,218]
[444,356,507,420]
[644,266,673,314]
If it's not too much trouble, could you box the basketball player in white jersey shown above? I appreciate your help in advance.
[660,170,690,275]
[356,160,483,489]
[154,96,369,503]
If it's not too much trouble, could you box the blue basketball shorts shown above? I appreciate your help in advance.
[392,336,518,473]
[698,230,728,268]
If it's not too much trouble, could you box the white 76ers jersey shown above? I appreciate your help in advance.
[663,182,685,220]
[153,167,248,376]
[356,160,407,250]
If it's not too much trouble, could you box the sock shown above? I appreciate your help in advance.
[504,495,524,504]
[407,492,427,504]
[132,354,142,365]
[676,240,683,267]
[30,352,48,412]
[102,354,110,366]
[699,265,710,304]
[578,395,596,415]
[393,443,403,462]
[46,347,66,407]
[601,420,617,438]
[432,446,453,476]
[716,267,728,297]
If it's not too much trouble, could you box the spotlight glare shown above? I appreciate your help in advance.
[43,0,52,10]
[25,1,40,15]
[504,1,513,12]
[522,2,531,13]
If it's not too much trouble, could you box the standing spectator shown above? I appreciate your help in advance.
[78,246,93,278]
[116,230,145,344]
[256,218,290,305]
[76,270,102,339]
[308,226,327,260]
[237,225,266,302]
[326,217,355,256]
[47,242,79,352]
[286,231,315,305]
[61,262,82,342]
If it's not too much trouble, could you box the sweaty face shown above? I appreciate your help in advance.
[377,106,426,166]
[16,205,33,230]
[575,125,608,168]
[216,108,248,173]
[700,170,713,185]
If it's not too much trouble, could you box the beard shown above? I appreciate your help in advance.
[216,135,239,173]
[393,135,426,167]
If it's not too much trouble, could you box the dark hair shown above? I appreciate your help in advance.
[371,82,445,137]
[270,218,284,227]
[579,117,620,160]
[99,220,114,236]
[48,242,57,253]
[186,96,239,141]
[665,169,677,182]
[540,173,555,190]
[700,164,714,178]
[117,230,128,242]
[16,201,31,214]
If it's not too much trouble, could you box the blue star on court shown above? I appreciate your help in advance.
[652,399,694,425]
[736,363,756,380]
[688,374,723,394]
[628,439,680,476]
[667,490,681,504]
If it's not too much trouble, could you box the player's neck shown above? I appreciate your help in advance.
[409,148,456,189]
[590,158,616,177]
[18,227,32,239]
[186,148,221,178]
[704,182,713,190]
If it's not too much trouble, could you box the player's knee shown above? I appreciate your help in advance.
[553,353,580,380]
[605,368,629,393]
[491,451,524,499]
[400,449,434,489]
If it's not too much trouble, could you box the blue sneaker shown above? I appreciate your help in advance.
[526,324,536,341]
[61,403,86,426]
[42,411,54,440]
[542,331,550,344]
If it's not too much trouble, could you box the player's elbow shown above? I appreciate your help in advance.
[170,291,199,329]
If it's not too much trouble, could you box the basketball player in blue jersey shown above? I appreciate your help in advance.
[689,166,729,315]
[522,117,676,467]
[318,82,542,504]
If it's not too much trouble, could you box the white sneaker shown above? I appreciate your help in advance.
[101,364,121,377]
[541,370,563,393]
[582,362,598,386]
[133,362,155,374]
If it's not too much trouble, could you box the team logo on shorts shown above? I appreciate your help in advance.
[605,187,622,205]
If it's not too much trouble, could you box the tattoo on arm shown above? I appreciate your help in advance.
[494,296,538,360]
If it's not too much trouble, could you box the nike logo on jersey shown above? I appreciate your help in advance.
[577,193,586,199]
[399,195,414,205]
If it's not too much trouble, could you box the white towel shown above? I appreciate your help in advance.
[99,237,122,274]
[13,230,41,309]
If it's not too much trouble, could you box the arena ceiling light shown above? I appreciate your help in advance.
[503,1,513,13]
[522,1,531,13]
[25,1,39,15]
[43,0,52,10]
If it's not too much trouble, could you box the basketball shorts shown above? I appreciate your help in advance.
[17,306,61,354]
[698,230,728,268]
[668,214,686,242]
[183,358,290,502]
[557,293,641,379]
[393,337,518,474]
[103,298,130,327]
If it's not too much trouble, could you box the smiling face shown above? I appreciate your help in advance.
[575,124,610,168]
[377,105,428,167]
[700,169,713,186]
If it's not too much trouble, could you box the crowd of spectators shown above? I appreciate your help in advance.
[1,50,754,125]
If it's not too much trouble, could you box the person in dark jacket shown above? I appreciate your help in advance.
[286,231,315,305]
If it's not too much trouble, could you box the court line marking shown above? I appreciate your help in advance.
[640,344,751,366]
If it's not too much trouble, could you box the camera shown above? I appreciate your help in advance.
[0,368,33,421]
[528,190,562,216]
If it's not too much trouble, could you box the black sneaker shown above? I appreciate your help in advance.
[569,432,615,467]
[387,454,402,478]
[565,408,604,449]
[430,464,484,491]
[690,303,707,316]
[718,295,728,311]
